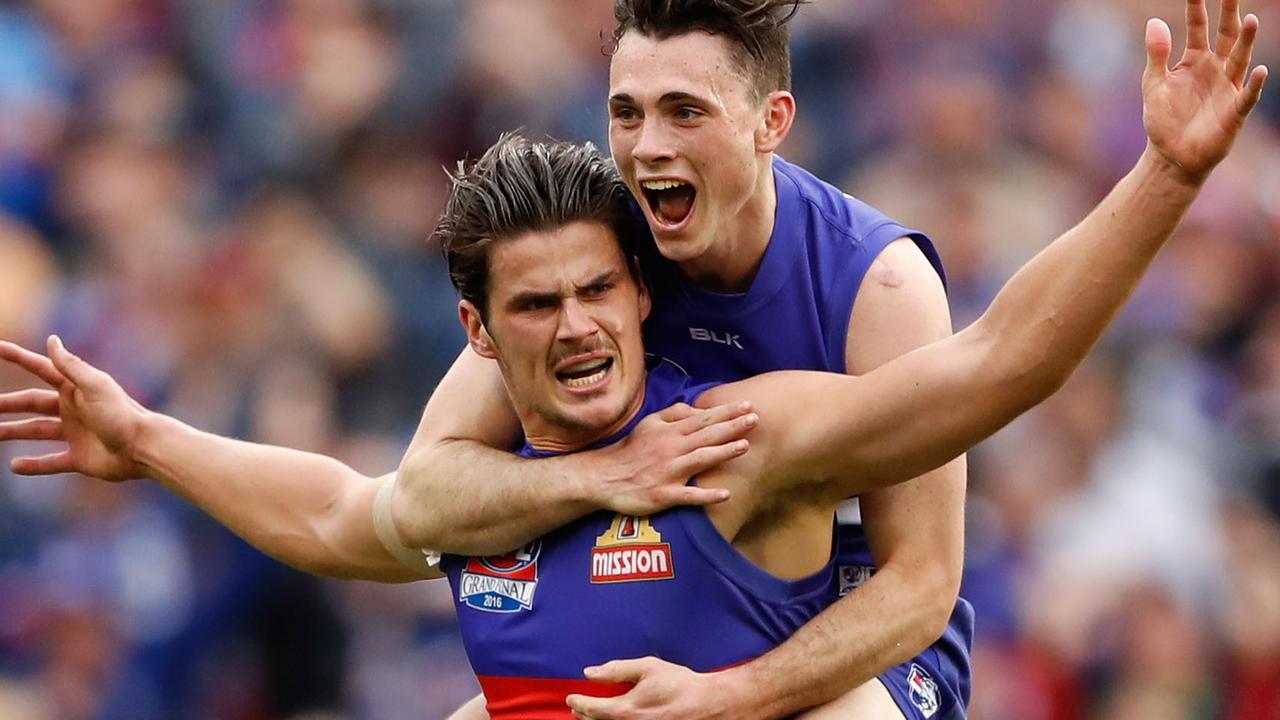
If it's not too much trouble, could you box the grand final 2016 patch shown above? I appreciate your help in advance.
[458,540,542,613]
[591,515,675,583]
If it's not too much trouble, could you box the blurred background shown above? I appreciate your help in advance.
[0,0,1277,718]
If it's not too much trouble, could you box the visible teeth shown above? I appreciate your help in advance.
[641,180,687,191]
[564,367,608,387]
[562,358,608,374]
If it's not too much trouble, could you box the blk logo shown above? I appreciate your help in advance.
[689,327,743,350]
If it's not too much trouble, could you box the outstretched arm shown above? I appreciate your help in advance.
[390,347,756,556]
[754,0,1267,502]
[567,5,1267,718]
[0,337,436,582]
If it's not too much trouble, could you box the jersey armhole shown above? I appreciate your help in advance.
[823,226,945,373]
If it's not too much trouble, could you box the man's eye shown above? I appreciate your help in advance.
[583,283,613,298]
[614,107,639,122]
[675,107,700,121]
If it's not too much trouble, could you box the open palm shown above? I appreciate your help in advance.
[1143,0,1268,181]
[0,337,147,482]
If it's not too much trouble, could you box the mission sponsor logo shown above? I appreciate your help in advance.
[591,515,674,583]
[458,541,541,613]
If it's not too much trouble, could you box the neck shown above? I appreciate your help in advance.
[676,155,778,293]
[520,377,649,454]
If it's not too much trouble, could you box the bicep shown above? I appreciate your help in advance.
[407,347,522,454]
[326,471,444,582]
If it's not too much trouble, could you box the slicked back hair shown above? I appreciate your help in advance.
[610,0,807,101]
[434,134,641,320]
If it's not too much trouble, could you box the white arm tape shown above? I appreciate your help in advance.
[373,475,441,570]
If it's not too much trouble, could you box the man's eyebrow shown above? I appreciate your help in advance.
[576,270,619,290]
[657,91,708,106]
[609,91,709,106]
[506,289,560,308]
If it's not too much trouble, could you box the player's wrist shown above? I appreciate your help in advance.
[711,665,781,720]
[1138,141,1211,191]
[128,410,182,479]
[562,445,627,511]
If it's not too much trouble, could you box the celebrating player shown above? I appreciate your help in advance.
[411,110,1254,709]
[0,0,1266,718]
[406,2,970,715]
[394,1,1266,718]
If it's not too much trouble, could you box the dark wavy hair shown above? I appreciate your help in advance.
[609,0,808,100]
[433,134,640,320]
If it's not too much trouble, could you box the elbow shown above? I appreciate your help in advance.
[305,493,369,579]
[1016,360,1072,411]
[919,568,962,644]
[1001,359,1070,413]
[306,484,410,581]
[892,572,959,654]
[259,528,349,579]
[894,554,963,647]
[975,324,1072,414]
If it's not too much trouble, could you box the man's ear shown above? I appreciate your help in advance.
[459,300,498,359]
[755,90,796,153]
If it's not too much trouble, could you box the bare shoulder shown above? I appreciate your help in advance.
[847,237,952,372]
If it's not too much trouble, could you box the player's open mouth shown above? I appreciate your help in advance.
[555,356,614,390]
[641,179,696,230]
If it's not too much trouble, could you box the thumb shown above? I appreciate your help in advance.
[1144,18,1172,88]
[585,657,651,683]
[653,403,694,423]
[47,335,97,390]
[1237,64,1269,117]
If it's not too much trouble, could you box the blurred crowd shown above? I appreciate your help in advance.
[0,1,1277,718]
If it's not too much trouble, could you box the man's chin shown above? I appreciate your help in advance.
[554,396,633,438]
[651,231,711,263]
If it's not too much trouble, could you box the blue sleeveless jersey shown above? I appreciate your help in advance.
[443,361,836,719]
[640,156,945,381]
[639,158,974,718]
[640,157,943,572]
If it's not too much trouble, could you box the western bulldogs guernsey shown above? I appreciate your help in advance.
[443,361,835,719]
[639,157,973,719]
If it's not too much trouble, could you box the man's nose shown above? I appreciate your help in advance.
[556,298,599,341]
[632,118,676,165]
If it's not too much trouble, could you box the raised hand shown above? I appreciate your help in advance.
[0,336,149,481]
[591,400,757,516]
[1143,0,1268,182]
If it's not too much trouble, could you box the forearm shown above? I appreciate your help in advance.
[132,412,406,579]
[715,559,952,720]
[715,467,964,718]
[976,145,1201,393]
[389,347,606,556]
[394,439,604,555]
[394,383,750,555]
[760,150,1209,494]
[838,148,1201,485]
